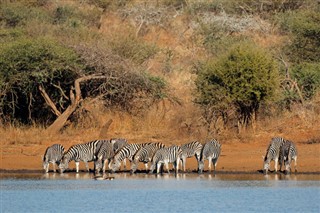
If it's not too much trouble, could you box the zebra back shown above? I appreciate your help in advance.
[181,141,203,159]
[134,142,166,163]
[152,145,182,164]
[60,140,102,171]
[200,139,221,162]
[264,137,285,163]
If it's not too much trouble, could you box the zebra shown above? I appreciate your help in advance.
[130,142,165,173]
[280,140,298,174]
[43,144,65,173]
[94,140,116,174]
[180,141,203,172]
[110,143,152,173]
[149,145,183,174]
[263,137,286,174]
[111,138,128,169]
[198,139,221,174]
[59,140,103,173]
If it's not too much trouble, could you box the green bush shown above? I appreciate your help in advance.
[292,63,320,100]
[195,42,279,129]
[0,37,82,124]
[278,10,320,63]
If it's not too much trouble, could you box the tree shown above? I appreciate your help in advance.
[195,43,279,133]
[0,38,167,133]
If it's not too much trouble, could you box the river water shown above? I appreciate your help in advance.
[1,172,319,212]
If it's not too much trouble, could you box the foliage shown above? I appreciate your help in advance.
[0,37,82,124]
[188,0,308,17]
[278,9,320,63]
[107,33,158,65]
[195,43,278,129]
[0,1,50,27]
[291,63,320,100]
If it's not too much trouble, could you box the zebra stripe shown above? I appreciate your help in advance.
[111,138,128,169]
[59,140,103,173]
[110,143,152,172]
[43,144,65,173]
[281,140,298,174]
[180,141,203,172]
[131,142,165,173]
[263,137,285,174]
[149,145,183,174]
[94,140,115,174]
[198,139,221,173]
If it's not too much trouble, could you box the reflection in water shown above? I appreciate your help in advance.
[1,171,319,181]
[2,172,319,213]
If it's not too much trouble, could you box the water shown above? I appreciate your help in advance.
[1,173,320,213]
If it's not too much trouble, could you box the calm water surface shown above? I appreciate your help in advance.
[1,173,319,213]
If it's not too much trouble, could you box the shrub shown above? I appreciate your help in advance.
[195,42,278,131]
[278,10,320,63]
[0,37,82,124]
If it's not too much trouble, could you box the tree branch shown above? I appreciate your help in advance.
[39,85,61,117]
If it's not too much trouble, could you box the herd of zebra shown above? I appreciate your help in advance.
[42,136,297,175]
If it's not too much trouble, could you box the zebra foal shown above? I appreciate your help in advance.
[198,139,221,174]
[43,144,65,173]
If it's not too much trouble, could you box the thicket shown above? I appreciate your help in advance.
[0,1,166,129]
[195,43,278,133]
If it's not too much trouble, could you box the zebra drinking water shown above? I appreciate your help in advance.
[198,139,221,174]
[263,137,286,174]
[149,145,183,174]
[180,141,203,172]
[94,140,116,174]
[110,143,152,173]
[43,144,65,173]
[130,142,165,173]
[280,140,298,174]
[111,138,128,169]
[59,140,103,173]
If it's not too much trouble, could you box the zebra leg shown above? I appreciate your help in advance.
[75,162,80,173]
[182,157,186,172]
[53,163,56,173]
[165,162,170,174]
[274,158,278,172]
[85,161,90,172]
[208,157,212,172]
[144,163,148,171]
[123,159,127,170]
[103,159,108,174]
[294,156,297,173]
[176,158,180,173]
[156,163,161,174]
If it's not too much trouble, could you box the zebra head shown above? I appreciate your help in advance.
[198,161,204,174]
[59,157,69,173]
[110,159,121,173]
[263,156,270,175]
[94,156,103,174]
[42,161,49,172]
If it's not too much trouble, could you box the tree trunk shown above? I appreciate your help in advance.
[43,75,108,135]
